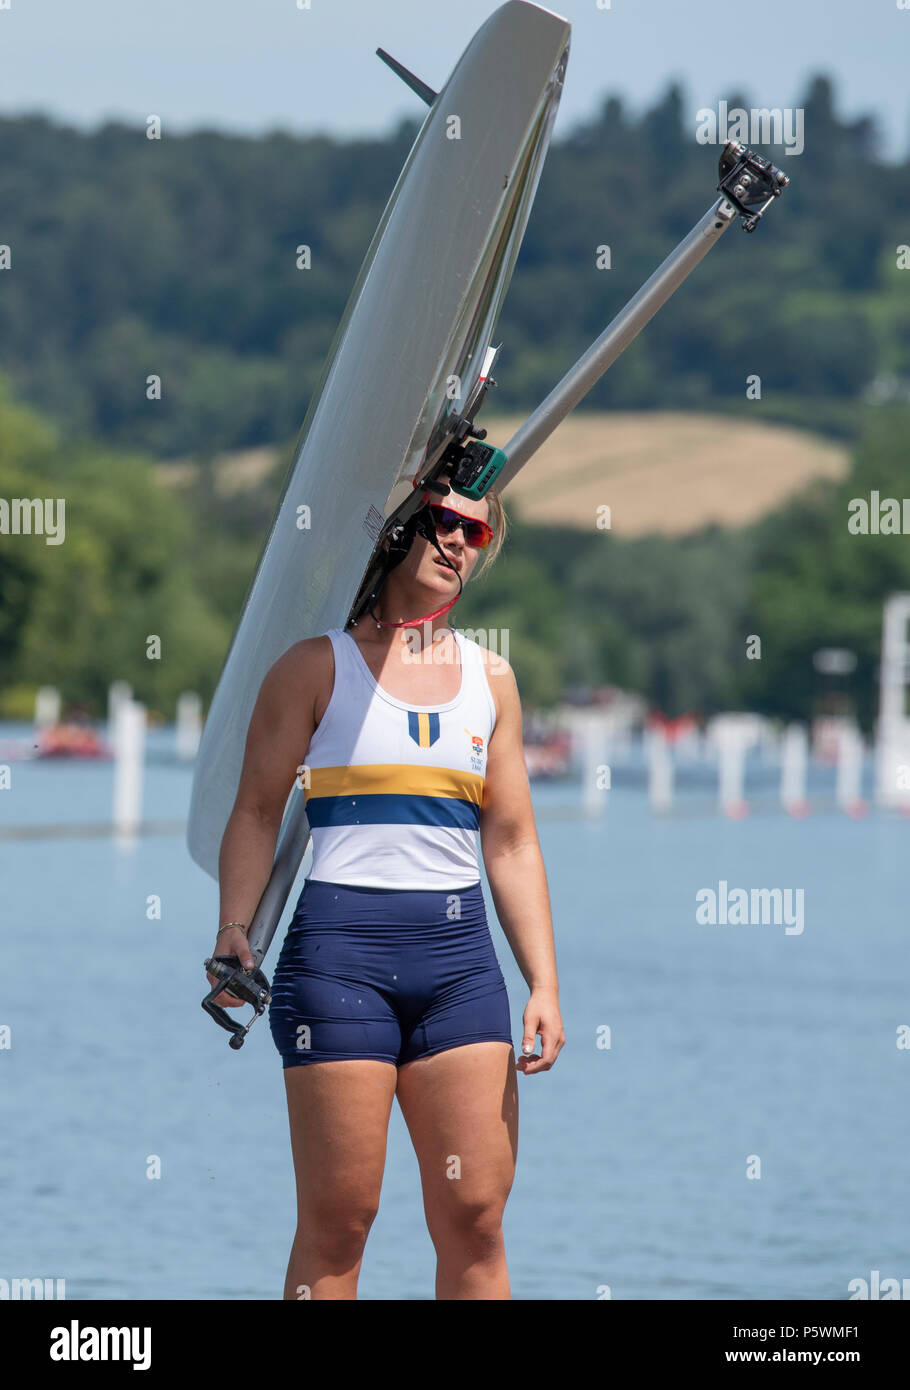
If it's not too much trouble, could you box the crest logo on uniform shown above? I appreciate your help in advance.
[464,727,484,755]
[408,710,440,748]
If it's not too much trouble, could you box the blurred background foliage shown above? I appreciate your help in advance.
[1,75,908,724]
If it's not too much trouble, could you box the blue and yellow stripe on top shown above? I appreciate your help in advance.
[408,710,440,748]
[305,763,484,830]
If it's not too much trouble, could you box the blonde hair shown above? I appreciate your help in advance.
[471,485,507,582]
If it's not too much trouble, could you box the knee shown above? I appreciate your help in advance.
[432,1191,506,1254]
[298,1199,379,1263]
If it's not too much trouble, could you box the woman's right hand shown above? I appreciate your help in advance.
[206,927,255,1007]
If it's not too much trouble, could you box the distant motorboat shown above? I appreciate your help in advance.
[646,711,699,743]
[36,723,112,760]
[524,731,571,780]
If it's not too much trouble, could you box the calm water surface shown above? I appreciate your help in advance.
[1,731,906,1299]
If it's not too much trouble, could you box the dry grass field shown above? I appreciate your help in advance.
[159,412,849,537]
[483,411,849,536]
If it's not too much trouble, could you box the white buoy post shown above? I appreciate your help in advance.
[717,733,748,818]
[875,594,910,811]
[580,715,609,817]
[836,722,867,817]
[107,680,133,750]
[176,692,203,761]
[113,700,146,842]
[34,686,61,729]
[781,723,810,817]
[647,729,673,813]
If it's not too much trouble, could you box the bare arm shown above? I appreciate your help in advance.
[480,655,564,1071]
[218,637,327,924]
[210,639,326,993]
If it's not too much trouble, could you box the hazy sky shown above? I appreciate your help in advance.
[0,0,906,160]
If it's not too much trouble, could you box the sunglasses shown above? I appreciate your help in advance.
[422,498,493,549]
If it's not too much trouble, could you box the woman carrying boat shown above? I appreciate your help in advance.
[207,477,564,1299]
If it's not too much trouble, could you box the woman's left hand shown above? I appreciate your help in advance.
[516,987,565,1074]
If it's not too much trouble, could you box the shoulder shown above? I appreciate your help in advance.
[266,633,335,683]
[258,634,336,720]
[460,632,518,725]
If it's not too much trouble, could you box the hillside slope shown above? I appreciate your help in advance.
[158,411,849,536]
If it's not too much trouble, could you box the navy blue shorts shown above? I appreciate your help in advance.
[268,878,513,1068]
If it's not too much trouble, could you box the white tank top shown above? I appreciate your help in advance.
[302,626,497,889]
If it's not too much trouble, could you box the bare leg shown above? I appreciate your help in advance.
[281,1059,398,1300]
[395,1041,518,1300]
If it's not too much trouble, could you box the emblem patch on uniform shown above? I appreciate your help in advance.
[464,727,485,755]
[465,726,485,773]
[408,710,440,748]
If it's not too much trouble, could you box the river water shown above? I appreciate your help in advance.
[1,729,906,1299]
